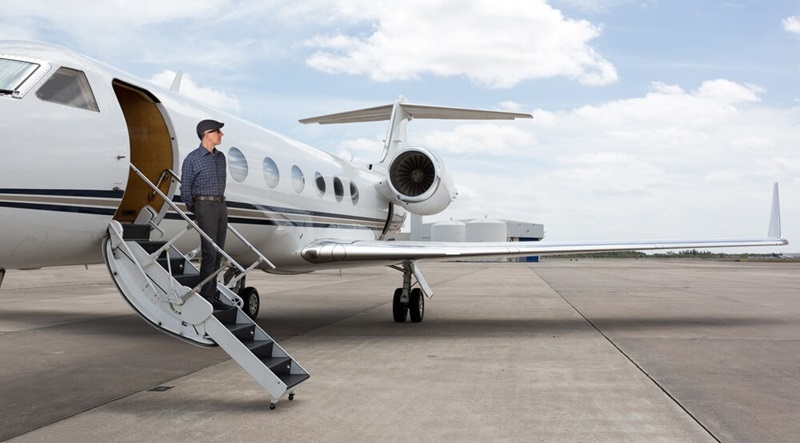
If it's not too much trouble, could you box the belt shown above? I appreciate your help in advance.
[195,195,225,202]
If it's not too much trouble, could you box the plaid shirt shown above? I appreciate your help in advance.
[180,145,227,210]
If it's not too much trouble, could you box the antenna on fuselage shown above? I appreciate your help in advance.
[170,70,183,93]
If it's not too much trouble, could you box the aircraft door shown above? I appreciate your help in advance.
[111,81,177,225]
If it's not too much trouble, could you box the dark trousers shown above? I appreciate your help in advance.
[194,200,228,299]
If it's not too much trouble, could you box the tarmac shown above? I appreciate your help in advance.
[1,259,798,442]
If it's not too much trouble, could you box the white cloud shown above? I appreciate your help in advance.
[695,79,762,105]
[497,101,526,113]
[568,80,763,135]
[150,70,241,113]
[415,79,799,243]
[304,0,618,87]
[421,124,536,155]
[0,19,40,41]
[783,16,800,34]
[334,136,384,167]
[553,0,640,13]
[0,0,263,76]
[705,169,743,183]
[1,1,617,91]
[1,0,229,26]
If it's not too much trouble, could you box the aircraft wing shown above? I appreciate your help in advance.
[301,236,788,265]
[303,183,787,265]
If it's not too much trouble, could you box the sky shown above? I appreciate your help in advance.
[2,0,799,252]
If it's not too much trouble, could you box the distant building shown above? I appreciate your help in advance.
[408,215,544,262]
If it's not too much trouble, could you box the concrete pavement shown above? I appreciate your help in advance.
[1,259,798,442]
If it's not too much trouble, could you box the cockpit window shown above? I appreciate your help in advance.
[35,67,99,112]
[0,58,40,95]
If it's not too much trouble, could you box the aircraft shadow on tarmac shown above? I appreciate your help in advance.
[2,303,784,343]
[0,310,174,337]
[254,312,784,340]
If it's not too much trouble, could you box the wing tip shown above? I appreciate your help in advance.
[768,182,782,239]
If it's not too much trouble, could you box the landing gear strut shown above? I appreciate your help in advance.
[0,268,5,291]
[390,261,427,323]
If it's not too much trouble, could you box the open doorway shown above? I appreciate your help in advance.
[112,80,175,224]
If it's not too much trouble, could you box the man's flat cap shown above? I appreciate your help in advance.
[196,119,224,139]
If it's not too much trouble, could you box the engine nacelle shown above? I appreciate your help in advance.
[376,147,457,215]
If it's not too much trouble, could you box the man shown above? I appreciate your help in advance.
[180,119,228,303]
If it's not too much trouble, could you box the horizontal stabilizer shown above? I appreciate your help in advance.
[300,103,532,125]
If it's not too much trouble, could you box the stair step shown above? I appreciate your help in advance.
[261,356,292,375]
[212,306,238,324]
[106,220,309,407]
[281,373,311,390]
[226,323,255,341]
[174,274,202,288]
[122,224,151,241]
[246,340,275,359]
[156,255,185,274]
[137,240,167,254]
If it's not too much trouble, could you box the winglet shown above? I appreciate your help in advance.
[768,183,782,239]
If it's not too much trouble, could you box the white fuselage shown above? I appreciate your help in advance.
[0,41,404,273]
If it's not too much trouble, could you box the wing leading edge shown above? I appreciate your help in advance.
[301,237,787,265]
[301,184,788,265]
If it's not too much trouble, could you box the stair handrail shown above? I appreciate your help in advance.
[130,165,247,300]
[129,165,275,297]
[130,165,244,269]
[149,168,275,272]
[148,169,171,202]
[224,224,276,290]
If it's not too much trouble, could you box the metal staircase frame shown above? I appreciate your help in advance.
[129,164,274,302]
[102,164,309,408]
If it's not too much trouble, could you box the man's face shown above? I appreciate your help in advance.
[204,128,224,146]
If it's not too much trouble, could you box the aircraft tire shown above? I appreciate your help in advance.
[240,286,260,319]
[409,288,424,323]
[392,288,408,322]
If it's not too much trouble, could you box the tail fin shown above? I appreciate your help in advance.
[768,183,782,239]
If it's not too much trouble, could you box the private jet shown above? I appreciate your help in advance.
[0,40,787,407]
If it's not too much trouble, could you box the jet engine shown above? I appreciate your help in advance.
[377,147,456,215]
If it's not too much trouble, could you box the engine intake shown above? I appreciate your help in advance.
[390,150,436,197]
[378,147,456,215]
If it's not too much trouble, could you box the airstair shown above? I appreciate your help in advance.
[102,165,309,409]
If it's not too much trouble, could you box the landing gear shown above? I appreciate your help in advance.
[239,286,260,319]
[393,288,408,322]
[392,287,424,323]
[390,261,428,323]
[0,268,5,291]
[409,288,424,322]
[224,267,260,319]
